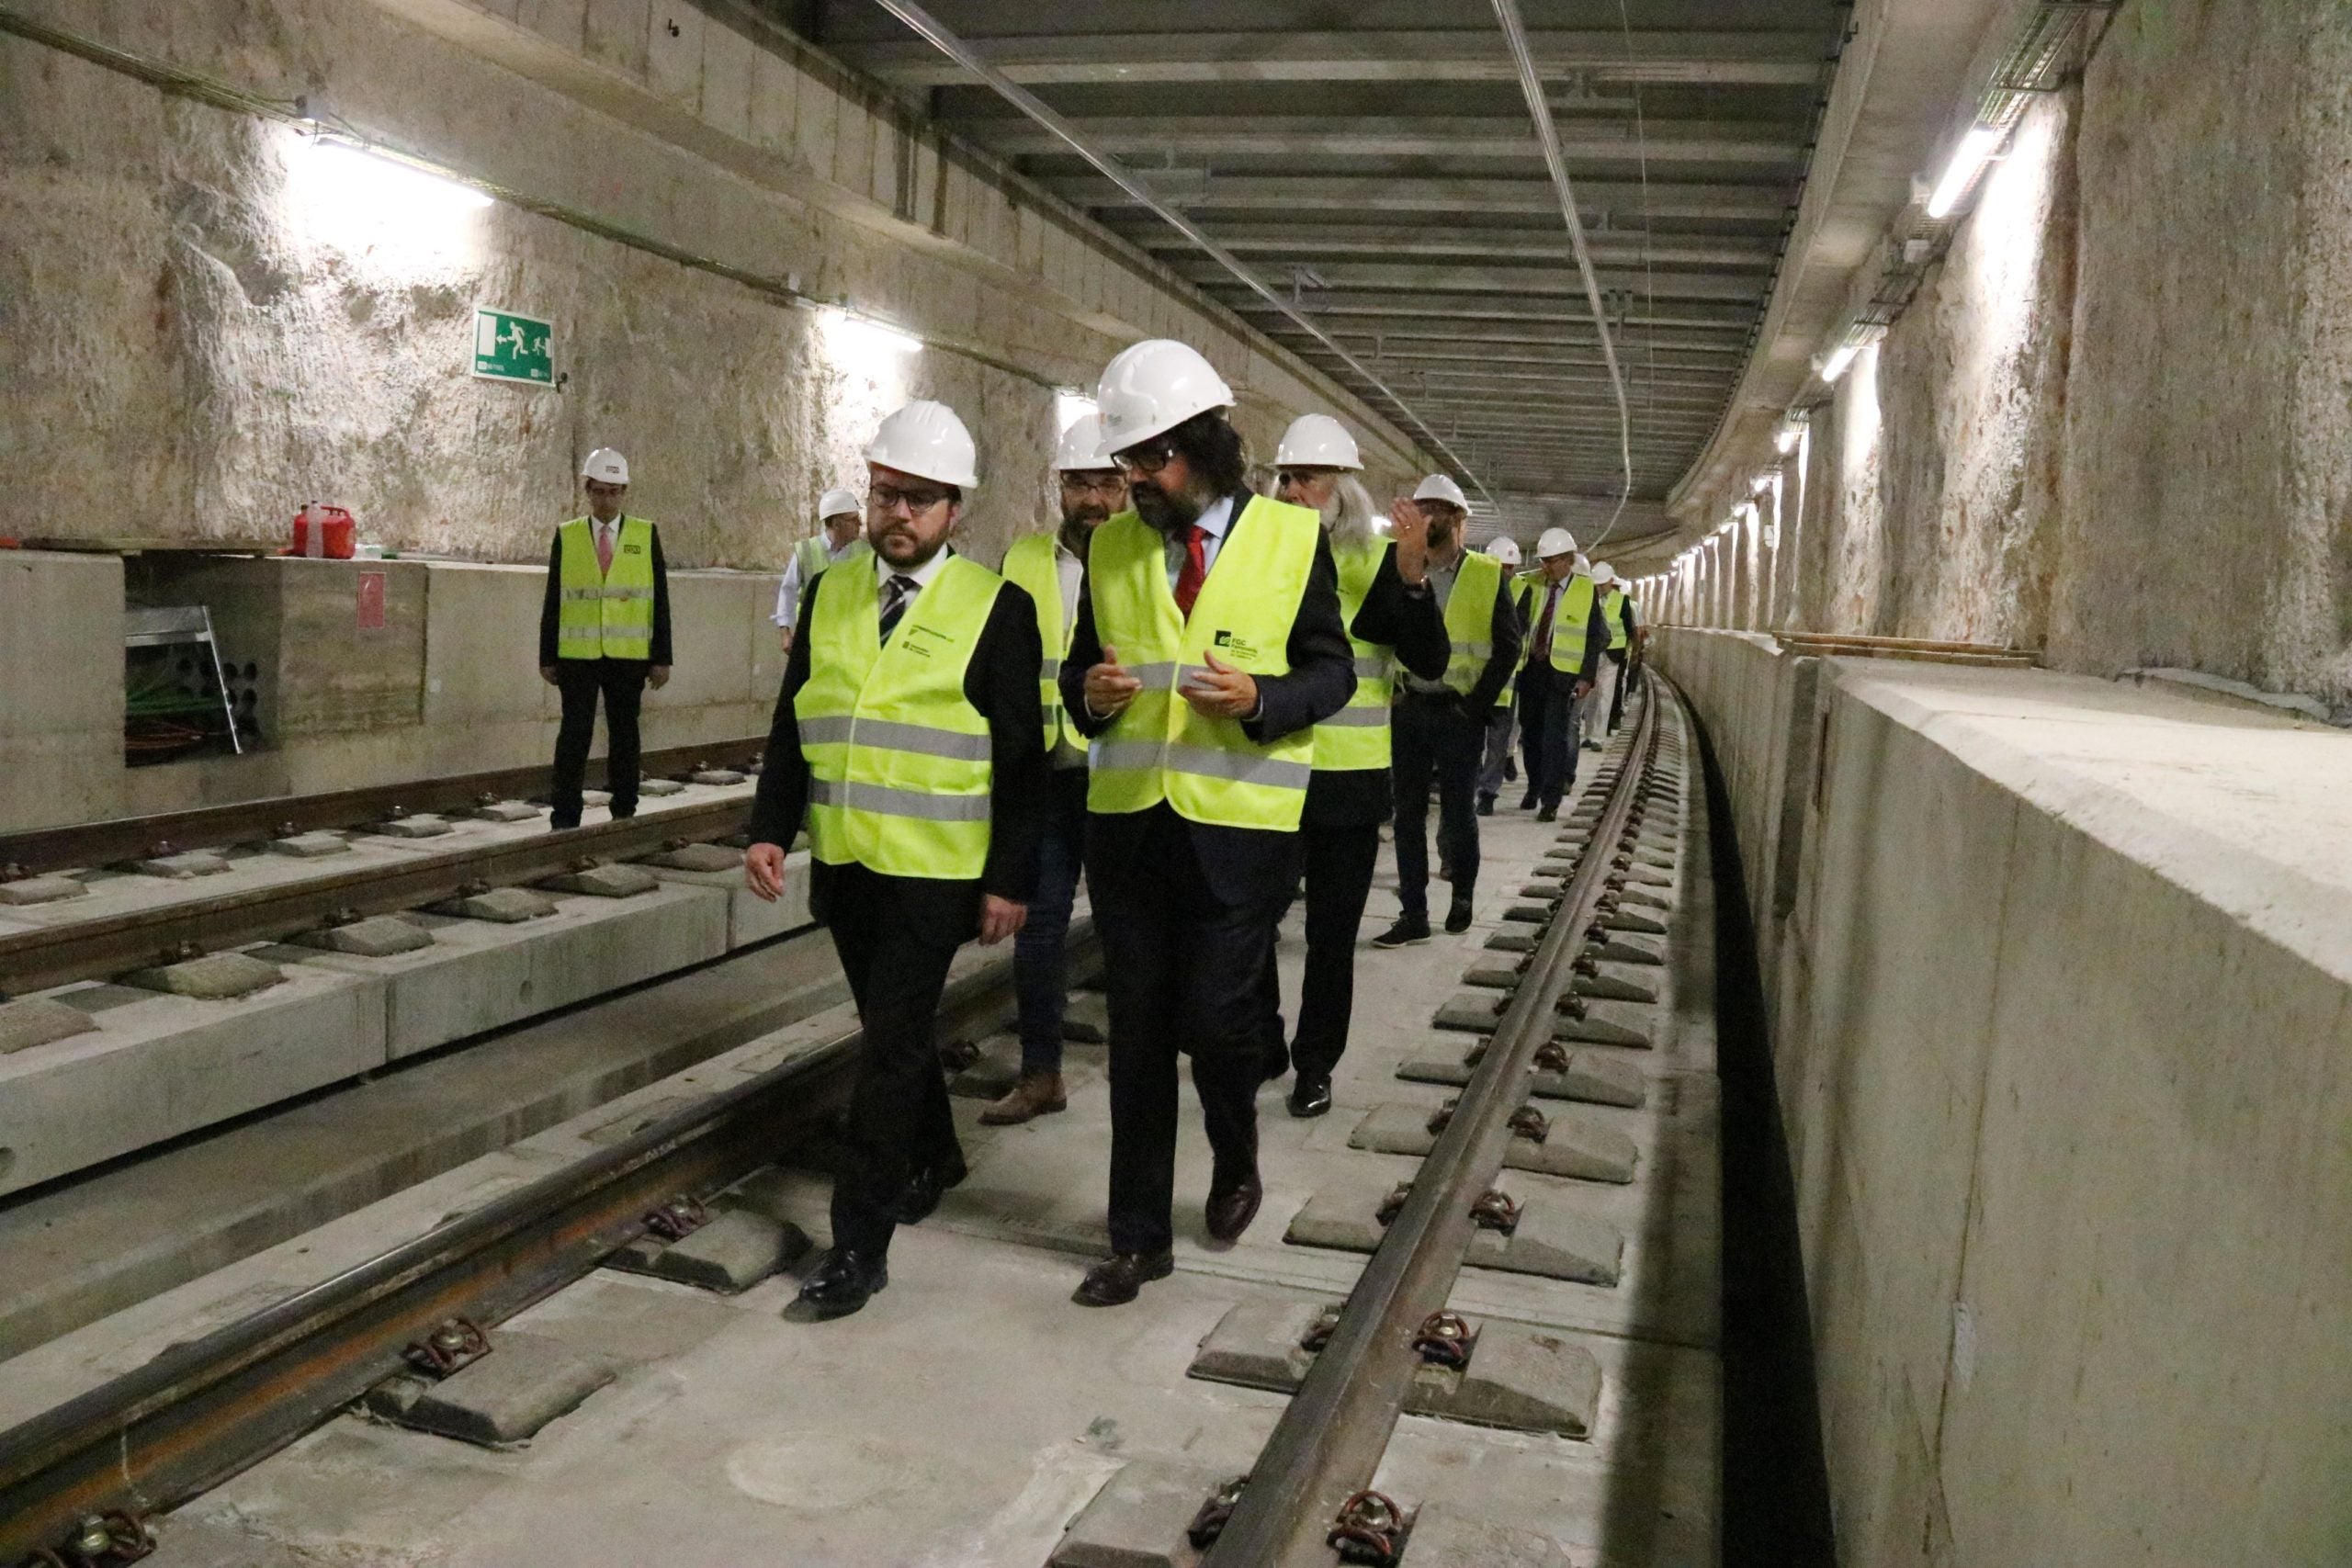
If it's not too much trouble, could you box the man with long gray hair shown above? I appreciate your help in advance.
[1256,415,1449,1118]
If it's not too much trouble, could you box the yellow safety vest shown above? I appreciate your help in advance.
[795,555,1004,880]
[1531,572,1600,674]
[1601,588,1632,650]
[556,517,657,660]
[1313,537,1395,773]
[1439,549,1505,695]
[1084,498,1319,829]
[1504,572,1544,706]
[1001,532,1076,753]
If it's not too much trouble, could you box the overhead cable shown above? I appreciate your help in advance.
[867,0,1497,504]
[1490,0,1636,530]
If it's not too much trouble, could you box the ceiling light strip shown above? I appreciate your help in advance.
[865,0,1495,502]
[1491,0,1636,524]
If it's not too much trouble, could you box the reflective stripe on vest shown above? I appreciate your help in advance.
[1312,537,1395,773]
[1601,588,1631,650]
[1084,498,1319,829]
[1539,573,1600,673]
[557,517,656,660]
[1001,532,1075,752]
[792,534,831,581]
[794,554,1003,879]
[1441,549,1505,695]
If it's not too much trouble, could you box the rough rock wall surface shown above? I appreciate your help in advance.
[2056,0,2346,695]
[0,0,1419,576]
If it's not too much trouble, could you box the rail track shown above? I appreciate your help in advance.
[0,739,768,997]
[0,929,1085,1564]
[1,677,1678,1566]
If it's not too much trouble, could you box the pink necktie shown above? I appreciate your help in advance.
[595,525,615,576]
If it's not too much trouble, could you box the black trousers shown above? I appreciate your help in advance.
[1091,807,1283,1256]
[1254,819,1382,1080]
[551,658,648,827]
[1391,693,1483,918]
[816,862,975,1256]
[1520,662,1580,808]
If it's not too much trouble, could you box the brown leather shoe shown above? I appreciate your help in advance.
[1071,1248,1174,1307]
[979,1070,1067,1125]
[1204,1171,1263,1244]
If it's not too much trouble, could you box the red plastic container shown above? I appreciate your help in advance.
[288,503,356,559]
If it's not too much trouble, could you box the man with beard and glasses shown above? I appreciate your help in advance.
[983,412,1126,1126]
[744,400,1046,1321]
[1373,475,1521,947]
[1060,341,1355,1307]
[1254,413,1450,1119]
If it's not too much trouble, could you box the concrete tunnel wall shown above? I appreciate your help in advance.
[1655,626,2352,1567]
[0,0,1439,833]
[0,0,1428,570]
[1647,0,2352,713]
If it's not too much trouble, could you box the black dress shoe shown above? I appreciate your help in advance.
[1205,1171,1263,1243]
[1476,795,1495,817]
[897,1152,969,1224]
[1072,1248,1174,1306]
[792,1247,888,1320]
[1517,791,1538,810]
[1287,1071,1332,1118]
[1373,914,1430,948]
[1536,804,1558,822]
[1444,897,1474,934]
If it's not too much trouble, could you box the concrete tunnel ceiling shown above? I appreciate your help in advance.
[794,0,1849,536]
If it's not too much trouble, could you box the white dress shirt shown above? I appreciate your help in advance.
[1162,494,1236,589]
[772,533,862,627]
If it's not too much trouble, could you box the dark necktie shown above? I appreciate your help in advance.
[879,574,918,642]
[1532,581,1562,662]
[1173,525,1208,617]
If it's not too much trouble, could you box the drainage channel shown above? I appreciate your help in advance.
[0,930,1090,1564]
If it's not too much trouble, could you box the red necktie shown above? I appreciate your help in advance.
[594,524,615,576]
[1173,524,1207,617]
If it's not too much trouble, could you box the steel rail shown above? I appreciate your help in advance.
[0,927,1088,1561]
[1201,675,1661,1567]
[0,789,770,998]
[0,737,766,879]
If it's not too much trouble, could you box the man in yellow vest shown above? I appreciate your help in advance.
[1061,341,1356,1306]
[742,401,1046,1320]
[537,447,671,829]
[770,488,865,653]
[1257,413,1449,1119]
[1373,475,1522,946]
[983,412,1125,1126]
[1587,561,1640,740]
[1519,528,1611,820]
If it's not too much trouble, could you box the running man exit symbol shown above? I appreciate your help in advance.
[472,305,554,386]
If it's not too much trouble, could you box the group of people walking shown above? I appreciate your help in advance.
[537,338,1640,1321]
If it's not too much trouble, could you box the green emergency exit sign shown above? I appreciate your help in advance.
[472,306,554,386]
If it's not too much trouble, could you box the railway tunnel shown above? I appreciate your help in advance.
[0,3,2346,1565]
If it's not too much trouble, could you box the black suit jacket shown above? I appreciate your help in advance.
[747,557,1046,939]
[1308,540,1452,827]
[1060,492,1357,906]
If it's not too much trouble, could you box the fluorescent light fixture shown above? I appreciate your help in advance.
[1775,423,1801,456]
[821,308,923,358]
[1751,471,1774,496]
[307,134,492,212]
[1819,343,1860,384]
[1926,125,2005,220]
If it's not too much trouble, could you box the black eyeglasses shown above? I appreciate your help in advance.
[868,484,952,515]
[1060,473,1127,497]
[1111,440,1177,477]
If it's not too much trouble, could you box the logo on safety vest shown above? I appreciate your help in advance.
[1212,630,1262,662]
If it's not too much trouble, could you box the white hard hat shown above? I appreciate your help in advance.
[581,447,628,485]
[1275,413,1363,470]
[1413,474,1470,511]
[1574,553,1591,574]
[865,400,978,488]
[818,487,861,521]
[1054,412,1116,472]
[1484,537,1522,568]
[1535,526,1578,559]
[1095,339,1235,452]
[1590,561,1617,585]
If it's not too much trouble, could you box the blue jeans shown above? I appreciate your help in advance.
[1014,766,1090,1073]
